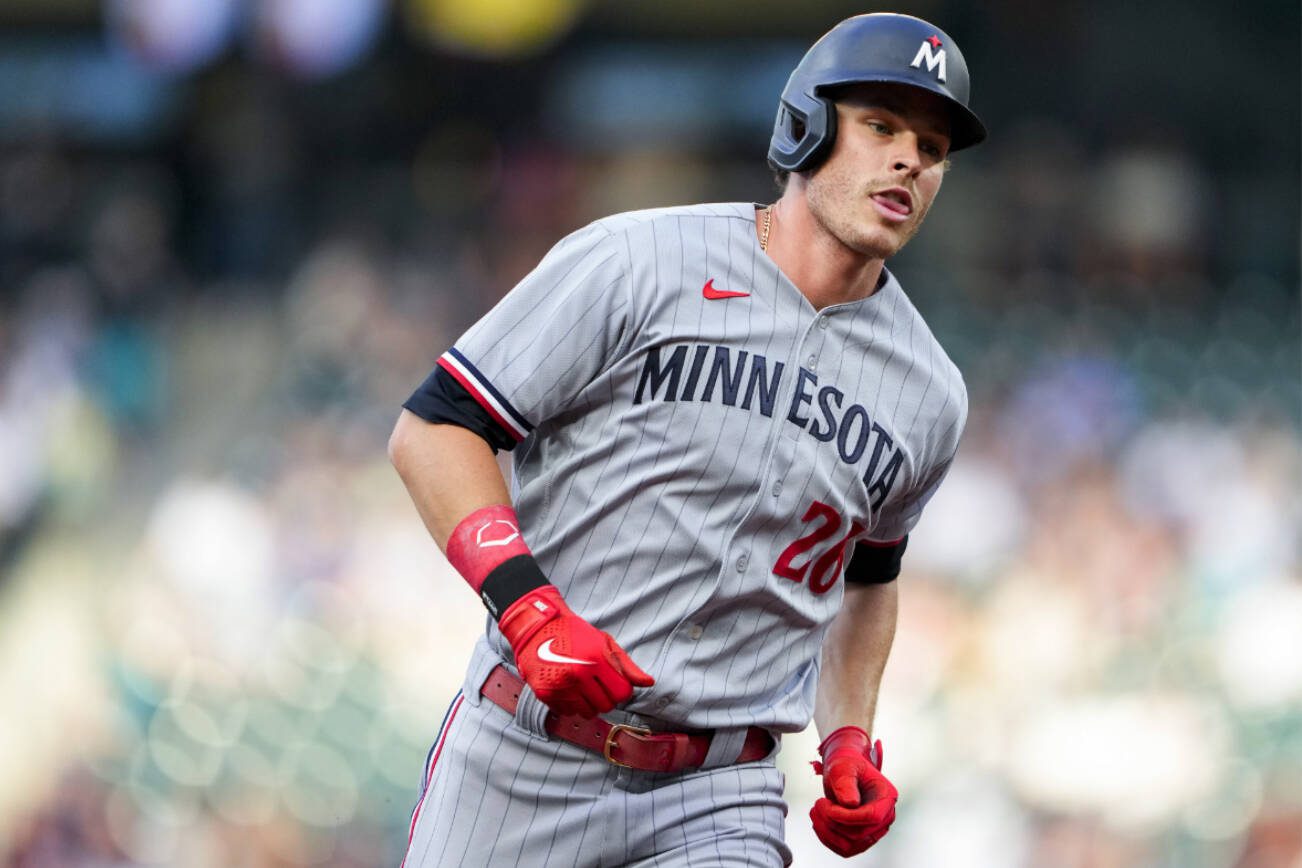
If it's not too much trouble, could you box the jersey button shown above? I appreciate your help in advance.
[771,480,782,497]
[806,354,817,368]
[819,316,829,329]
[687,624,704,640]
[736,553,749,571]
[654,696,671,709]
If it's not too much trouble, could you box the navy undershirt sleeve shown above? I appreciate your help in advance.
[844,536,908,585]
[402,366,518,453]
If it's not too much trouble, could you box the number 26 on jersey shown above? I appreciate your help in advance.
[773,500,865,595]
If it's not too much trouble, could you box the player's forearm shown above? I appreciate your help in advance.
[388,408,511,551]
[813,581,898,739]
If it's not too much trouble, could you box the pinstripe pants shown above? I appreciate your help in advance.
[401,666,791,867]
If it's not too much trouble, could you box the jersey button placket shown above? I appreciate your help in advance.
[806,312,826,370]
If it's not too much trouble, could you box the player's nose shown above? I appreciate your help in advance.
[889,136,924,176]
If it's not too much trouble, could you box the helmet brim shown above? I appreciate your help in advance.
[815,77,987,152]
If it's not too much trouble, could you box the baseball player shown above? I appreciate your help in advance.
[390,12,986,866]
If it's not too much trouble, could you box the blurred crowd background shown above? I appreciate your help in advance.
[0,0,1298,866]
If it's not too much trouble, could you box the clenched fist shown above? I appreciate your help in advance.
[809,726,898,857]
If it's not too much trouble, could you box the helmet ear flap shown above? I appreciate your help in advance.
[814,99,837,169]
[768,94,836,174]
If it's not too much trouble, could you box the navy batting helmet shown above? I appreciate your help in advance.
[768,13,987,173]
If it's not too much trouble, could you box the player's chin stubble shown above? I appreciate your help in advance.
[808,174,933,260]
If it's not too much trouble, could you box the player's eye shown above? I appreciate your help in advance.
[866,120,891,135]
[920,141,944,159]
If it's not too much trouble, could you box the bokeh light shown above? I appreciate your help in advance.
[405,0,588,58]
[106,0,243,74]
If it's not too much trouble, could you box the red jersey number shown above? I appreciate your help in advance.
[773,500,866,594]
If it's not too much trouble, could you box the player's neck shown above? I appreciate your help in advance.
[759,199,886,311]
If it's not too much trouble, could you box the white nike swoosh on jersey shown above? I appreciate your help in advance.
[537,639,593,666]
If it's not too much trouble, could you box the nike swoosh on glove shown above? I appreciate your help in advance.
[497,585,654,718]
[810,726,898,857]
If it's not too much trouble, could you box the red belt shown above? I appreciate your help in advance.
[480,665,774,773]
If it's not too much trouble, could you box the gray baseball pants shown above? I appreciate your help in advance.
[401,658,790,867]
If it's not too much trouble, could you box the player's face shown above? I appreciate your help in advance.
[804,83,952,260]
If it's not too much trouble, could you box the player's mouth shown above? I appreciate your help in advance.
[869,187,913,223]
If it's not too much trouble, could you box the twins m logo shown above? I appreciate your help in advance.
[909,34,946,83]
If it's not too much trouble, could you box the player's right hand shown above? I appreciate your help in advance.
[809,726,898,857]
[497,585,655,718]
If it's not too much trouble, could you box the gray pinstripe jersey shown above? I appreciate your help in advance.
[440,201,966,733]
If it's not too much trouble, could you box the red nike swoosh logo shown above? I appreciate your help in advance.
[703,278,750,300]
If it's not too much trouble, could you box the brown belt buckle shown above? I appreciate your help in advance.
[603,723,654,768]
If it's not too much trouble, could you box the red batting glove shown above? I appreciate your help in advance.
[809,726,898,857]
[497,585,654,718]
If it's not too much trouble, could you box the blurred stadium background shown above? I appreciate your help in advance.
[0,0,1298,865]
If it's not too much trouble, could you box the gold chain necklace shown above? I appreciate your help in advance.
[760,205,773,252]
